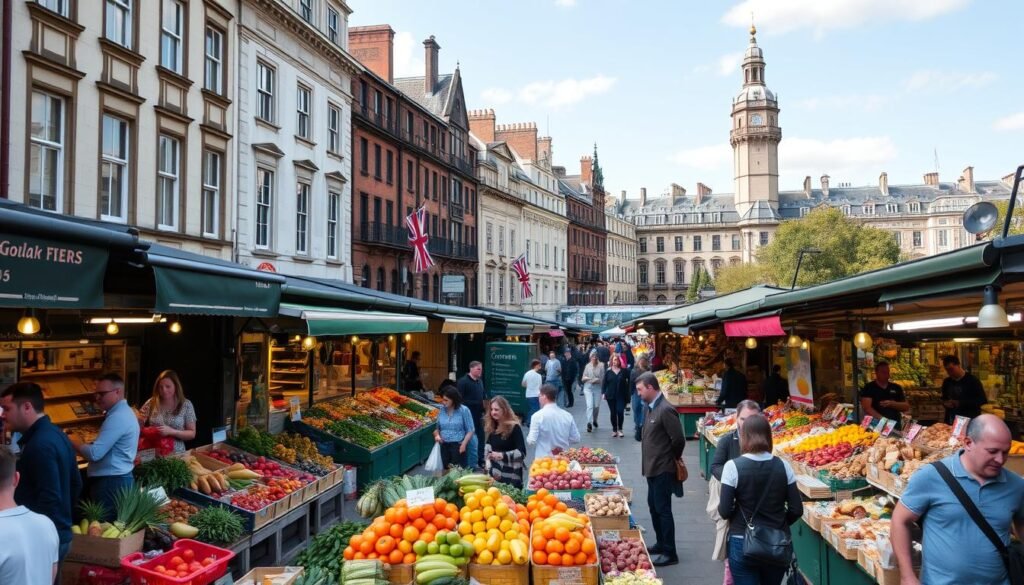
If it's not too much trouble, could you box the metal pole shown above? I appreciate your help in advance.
[1001,165,1024,239]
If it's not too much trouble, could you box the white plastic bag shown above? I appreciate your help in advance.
[425,442,444,474]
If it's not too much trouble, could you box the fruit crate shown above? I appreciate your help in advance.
[120,539,234,585]
[468,562,529,585]
[816,470,869,493]
[580,464,623,490]
[583,494,630,532]
[528,523,601,585]
[288,420,418,488]
[194,443,316,513]
[175,490,277,532]
[595,529,655,577]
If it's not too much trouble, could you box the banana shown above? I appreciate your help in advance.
[509,539,527,564]
[454,474,492,486]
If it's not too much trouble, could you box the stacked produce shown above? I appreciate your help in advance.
[411,530,475,583]
[804,497,893,521]
[791,442,856,468]
[822,450,870,479]
[229,426,277,456]
[528,457,592,491]
[293,521,368,585]
[835,518,890,541]
[587,465,621,488]
[303,390,437,450]
[604,570,662,585]
[150,548,223,579]
[784,425,878,454]
[530,512,598,567]
[913,423,958,450]
[204,449,317,484]
[159,499,199,525]
[73,487,162,538]
[357,470,467,518]
[272,432,336,475]
[344,498,461,565]
[553,446,616,464]
[133,457,194,493]
[183,455,233,496]
[188,506,246,545]
[598,537,653,574]
[524,489,574,523]
[339,560,388,585]
[585,493,628,517]
[457,487,530,565]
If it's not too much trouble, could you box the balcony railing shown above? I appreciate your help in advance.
[359,221,410,249]
[671,283,688,290]
[355,106,399,138]
[652,283,668,290]
[428,238,477,261]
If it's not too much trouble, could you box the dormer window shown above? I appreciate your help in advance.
[800,207,809,217]
[909,202,921,213]
[863,205,874,215]
[842,205,851,216]
[887,203,899,213]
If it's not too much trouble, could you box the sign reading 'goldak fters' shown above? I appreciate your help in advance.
[0,235,108,308]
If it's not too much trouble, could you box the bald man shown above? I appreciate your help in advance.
[891,414,1024,585]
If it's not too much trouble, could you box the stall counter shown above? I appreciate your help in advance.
[676,405,719,438]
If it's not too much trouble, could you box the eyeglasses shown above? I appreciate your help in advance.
[92,389,118,398]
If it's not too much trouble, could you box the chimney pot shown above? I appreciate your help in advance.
[879,172,889,197]
[424,36,441,94]
[803,176,812,198]
[923,172,939,187]
[960,166,975,193]
[348,25,396,84]
[820,175,830,197]
[640,187,647,206]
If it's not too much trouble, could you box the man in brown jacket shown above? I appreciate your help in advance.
[635,371,685,567]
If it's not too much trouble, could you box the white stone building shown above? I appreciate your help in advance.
[604,202,637,305]
[234,0,360,280]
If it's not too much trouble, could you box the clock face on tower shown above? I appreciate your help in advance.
[750,114,764,126]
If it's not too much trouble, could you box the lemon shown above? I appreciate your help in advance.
[458,521,473,536]
[473,521,487,534]
[478,550,494,564]
[497,550,512,564]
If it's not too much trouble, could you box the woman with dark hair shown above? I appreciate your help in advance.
[718,414,802,585]
[432,387,475,469]
[484,396,526,488]
[602,355,630,437]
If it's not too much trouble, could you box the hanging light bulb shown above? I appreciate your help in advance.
[106,320,120,335]
[977,286,1010,328]
[786,330,803,348]
[293,334,302,343]
[168,321,182,334]
[302,336,317,350]
[698,334,706,342]
[351,336,360,344]
[800,340,809,350]
[854,330,873,351]
[404,334,412,342]
[745,337,758,349]
[17,310,40,335]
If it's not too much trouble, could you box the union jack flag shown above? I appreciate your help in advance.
[511,253,533,299]
[405,206,434,273]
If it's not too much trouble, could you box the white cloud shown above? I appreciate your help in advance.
[670,145,733,171]
[555,0,577,6]
[717,52,744,77]
[781,136,898,180]
[722,0,971,36]
[903,70,997,92]
[994,112,1024,132]
[393,31,424,78]
[483,75,617,108]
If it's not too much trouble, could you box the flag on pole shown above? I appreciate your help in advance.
[511,253,533,299]
[405,206,434,273]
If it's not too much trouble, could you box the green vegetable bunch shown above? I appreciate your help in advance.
[113,486,163,535]
[133,457,194,493]
[293,521,367,580]
[229,426,276,456]
[188,505,245,545]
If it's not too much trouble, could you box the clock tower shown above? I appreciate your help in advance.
[731,25,781,219]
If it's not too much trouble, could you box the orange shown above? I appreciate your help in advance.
[350,535,364,549]
[574,551,588,565]
[353,552,366,560]
[343,546,355,560]
[587,553,597,564]
[403,525,420,542]
[359,540,374,555]
[561,552,575,566]
[445,503,458,517]
[547,552,561,566]
[539,505,553,518]
[543,494,558,507]
[445,517,456,530]
[393,508,408,525]
[555,502,568,512]
[581,539,596,554]
[564,539,581,555]
[397,540,412,554]
[435,498,447,514]
[545,540,564,554]
[554,527,571,543]
[420,530,434,543]
[526,500,538,512]
[373,523,389,538]
[413,518,428,531]
[432,515,447,530]
[375,536,396,556]
[421,506,436,522]
[541,524,556,540]
[532,535,546,550]
[403,553,416,564]
[385,508,396,524]
[389,523,403,539]
[532,550,547,565]
[535,488,549,499]
[407,506,423,520]
[388,549,404,564]
[423,523,437,534]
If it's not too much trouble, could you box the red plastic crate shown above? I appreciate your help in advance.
[120,539,234,585]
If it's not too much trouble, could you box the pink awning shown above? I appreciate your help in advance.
[724,315,785,337]
[548,329,565,338]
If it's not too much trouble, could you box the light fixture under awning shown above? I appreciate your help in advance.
[441,317,486,334]
[723,314,785,338]
[279,303,428,336]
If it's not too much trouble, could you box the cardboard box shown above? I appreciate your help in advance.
[468,562,529,585]
[234,566,304,585]
[65,530,145,568]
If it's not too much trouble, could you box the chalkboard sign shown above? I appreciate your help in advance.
[485,342,533,417]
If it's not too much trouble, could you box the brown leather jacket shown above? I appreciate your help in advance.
[641,393,686,477]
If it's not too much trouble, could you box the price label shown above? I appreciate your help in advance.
[953,415,970,439]
[873,417,888,434]
[860,416,874,429]
[598,531,620,542]
[406,487,436,508]
[289,397,302,422]
[846,539,862,549]
[881,419,898,437]
[892,478,904,492]
[147,486,169,505]
[868,464,878,479]
[138,448,157,463]
[211,426,228,444]
[904,423,923,443]
[554,491,573,501]
[556,567,583,584]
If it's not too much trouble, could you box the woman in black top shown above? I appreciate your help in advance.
[602,355,630,437]
[718,414,802,585]
[483,396,526,488]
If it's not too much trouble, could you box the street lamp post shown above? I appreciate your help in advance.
[791,248,822,289]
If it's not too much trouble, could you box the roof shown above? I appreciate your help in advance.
[626,284,789,328]
[393,74,454,119]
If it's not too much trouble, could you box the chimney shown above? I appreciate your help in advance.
[580,155,593,187]
[468,109,496,143]
[537,136,553,165]
[494,122,538,161]
[670,183,687,200]
[640,187,647,206]
[803,176,812,198]
[553,165,566,178]
[696,182,712,204]
[820,175,830,197]
[348,25,396,83]
[620,190,627,203]
[958,166,975,193]
[879,172,889,197]
[423,36,440,94]
[923,172,939,187]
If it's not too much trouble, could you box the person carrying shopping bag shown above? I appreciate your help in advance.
[581,351,605,433]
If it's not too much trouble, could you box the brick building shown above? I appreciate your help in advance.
[348,26,478,305]
[559,153,608,305]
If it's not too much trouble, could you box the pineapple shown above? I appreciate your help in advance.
[79,500,109,536]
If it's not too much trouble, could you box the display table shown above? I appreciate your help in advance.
[789,517,882,585]
[675,404,719,438]
[698,431,718,481]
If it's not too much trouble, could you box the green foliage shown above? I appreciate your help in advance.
[685,267,707,303]
[712,262,771,294]
[989,200,1024,238]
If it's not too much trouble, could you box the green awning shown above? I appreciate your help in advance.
[0,234,108,308]
[279,303,428,335]
[505,324,534,337]
[150,249,282,317]
[877,268,1000,304]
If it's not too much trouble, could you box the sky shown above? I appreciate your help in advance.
[347,0,1023,202]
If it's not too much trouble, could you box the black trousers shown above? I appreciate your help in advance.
[607,397,625,431]
[646,471,677,558]
[440,442,466,469]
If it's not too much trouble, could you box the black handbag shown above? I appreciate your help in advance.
[740,458,794,567]
[934,462,1024,585]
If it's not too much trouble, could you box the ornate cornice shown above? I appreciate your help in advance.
[245,0,362,76]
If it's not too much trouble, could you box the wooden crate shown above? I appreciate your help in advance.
[822,522,861,561]
[387,563,414,585]
[301,477,320,503]
[529,523,600,585]
[858,547,901,585]
[584,493,630,531]
[595,529,654,577]
[468,562,530,585]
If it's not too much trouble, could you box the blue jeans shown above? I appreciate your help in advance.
[632,393,645,431]
[88,474,134,522]
[526,397,541,426]
[548,379,565,407]
[727,534,787,585]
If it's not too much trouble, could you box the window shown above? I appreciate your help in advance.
[296,85,311,139]
[373,145,381,178]
[105,0,132,48]
[421,273,429,300]
[29,92,64,212]
[385,151,393,184]
[909,202,921,213]
[359,137,368,173]
[204,27,224,94]
[407,112,414,139]
[498,226,505,255]
[377,268,386,292]
[299,0,313,22]
[406,160,413,189]
[99,114,128,221]
[732,234,741,250]
[498,272,505,304]
[863,205,874,215]
[256,62,275,122]
[937,229,949,247]
[887,203,899,213]
[526,240,530,262]
[638,262,648,285]
[655,261,666,285]
[509,229,516,255]
[39,0,69,16]
[674,236,683,252]
[639,237,647,253]
[486,273,493,304]
[800,207,809,217]
[201,150,220,236]
[327,104,340,153]
[913,231,922,247]
[693,236,702,252]
[759,231,769,246]
[156,135,179,229]
[160,0,184,73]
[841,205,851,216]
[674,260,684,284]
[712,235,721,251]
[327,7,339,43]
[893,232,902,247]
[656,237,664,253]
[256,169,274,248]
[296,183,310,254]
[509,273,516,303]
[486,223,493,253]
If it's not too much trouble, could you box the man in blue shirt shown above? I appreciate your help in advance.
[892,414,1024,585]
[0,382,81,564]
[70,373,139,521]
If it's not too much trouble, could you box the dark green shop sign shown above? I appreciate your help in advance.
[0,235,108,308]
[485,342,534,417]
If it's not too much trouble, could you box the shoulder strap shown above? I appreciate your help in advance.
[740,457,782,527]
[932,462,1008,561]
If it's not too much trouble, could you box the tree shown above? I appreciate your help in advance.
[758,207,901,288]
[686,266,706,303]
[987,200,1024,238]
[713,262,771,294]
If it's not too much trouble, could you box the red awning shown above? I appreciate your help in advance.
[548,329,565,338]
[724,315,785,337]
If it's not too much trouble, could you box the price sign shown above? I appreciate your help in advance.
[598,531,620,542]
[873,417,888,434]
[892,478,904,492]
[406,487,436,508]
[138,448,157,463]
[553,491,573,501]
[904,423,923,443]
[881,419,898,437]
[211,426,228,444]
[555,567,583,585]
[289,397,302,422]
[860,416,874,429]
[147,486,169,505]
[953,415,970,439]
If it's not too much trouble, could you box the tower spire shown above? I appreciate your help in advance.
[592,143,604,188]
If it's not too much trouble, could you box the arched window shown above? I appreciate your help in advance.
[673,259,685,283]
[638,261,648,285]
[692,258,705,282]
[390,269,400,295]
[638,295,648,304]
[361,265,370,288]
[376,267,386,292]
[730,256,741,266]
[656,295,667,305]
[675,294,686,303]
[710,258,724,276]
